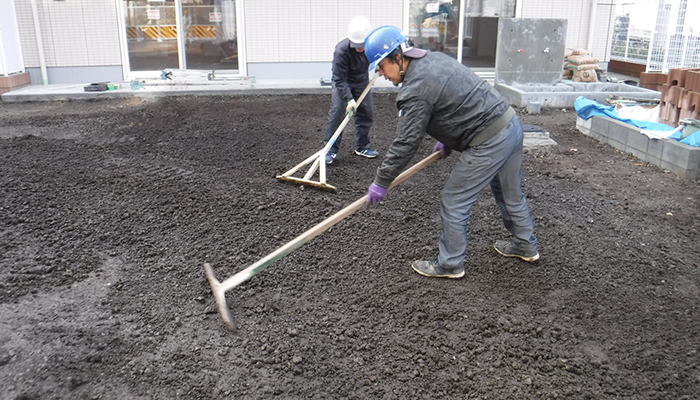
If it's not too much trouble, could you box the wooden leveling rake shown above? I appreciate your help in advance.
[275,74,379,192]
[204,151,442,330]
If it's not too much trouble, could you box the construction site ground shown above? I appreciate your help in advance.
[0,93,698,399]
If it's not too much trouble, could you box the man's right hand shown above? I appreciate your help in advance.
[433,142,451,158]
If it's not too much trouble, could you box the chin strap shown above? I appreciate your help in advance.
[397,55,406,83]
[397,41,414,83]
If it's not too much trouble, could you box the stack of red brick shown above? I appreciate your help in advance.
[651,68,700,127]
[0,72,31,95]
[638,71,667,91]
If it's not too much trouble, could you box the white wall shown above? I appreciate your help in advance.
[10,0,616,83]
[1,0,24,75]
[14,0,121,69]
[519,0,616,62]
[243,0,404,63]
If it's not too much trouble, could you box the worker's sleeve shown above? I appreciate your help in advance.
[331,48,354,102]
[374,99,433,189]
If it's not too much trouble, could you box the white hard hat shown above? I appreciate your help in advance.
[347,16,372,46]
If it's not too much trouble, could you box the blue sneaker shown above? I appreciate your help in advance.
[325,151,337,164]
[355,147,379,158]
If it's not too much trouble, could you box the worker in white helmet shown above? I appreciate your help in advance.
[323,16,379,164]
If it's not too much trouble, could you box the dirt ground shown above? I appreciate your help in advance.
[0,92,699,400]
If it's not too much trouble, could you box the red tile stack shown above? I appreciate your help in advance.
[659,68,700,126]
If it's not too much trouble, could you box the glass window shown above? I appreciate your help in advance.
[123,0,239,73]
[462,0,516,68]
[409,1,461,60]
[125,0,179,71]
[182,0,238,71]
[408,0,516,68]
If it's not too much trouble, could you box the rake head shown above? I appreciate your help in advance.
[203,263,237,331]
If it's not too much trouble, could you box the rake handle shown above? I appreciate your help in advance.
[205,151,442,330]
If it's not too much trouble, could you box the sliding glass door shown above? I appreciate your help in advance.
[181,0,238,71]
[121,0,240,76]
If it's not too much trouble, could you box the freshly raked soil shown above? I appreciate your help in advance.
[0,93,698,399]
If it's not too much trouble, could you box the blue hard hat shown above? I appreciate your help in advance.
[364,25,407,72]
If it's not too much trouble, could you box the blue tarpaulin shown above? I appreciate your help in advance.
[573,96,675,132]
[670,125,700,146]
[574,96,700,146]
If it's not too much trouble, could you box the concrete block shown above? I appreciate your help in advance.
[590,131,609,144]
[608,139,626,152]
[588,116,628,147]
[659,160,687,178]
[606,118,632,145]
[496,18,568,86]
[524,131,558,148]
[646,155,662,168]
[576,116,592,135]
[626,130,649,161]
[590,115,610,133]
[647,138,665,160]
[626,147,647,161]
[662,139,700,170]
[576,113,698,180]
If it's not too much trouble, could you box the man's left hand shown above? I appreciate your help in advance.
[346,99,357,116]
[366,183,386,205]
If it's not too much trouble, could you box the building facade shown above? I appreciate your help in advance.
[4,0,616,85]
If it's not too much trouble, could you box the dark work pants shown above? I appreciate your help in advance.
[324,83,373,153]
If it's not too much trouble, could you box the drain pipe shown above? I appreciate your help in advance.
[586,0,598,55]
[29,0,48,85]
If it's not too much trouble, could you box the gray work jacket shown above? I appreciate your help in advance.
[374,51,514,189]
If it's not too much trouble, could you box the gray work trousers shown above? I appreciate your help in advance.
[437,115,538,267]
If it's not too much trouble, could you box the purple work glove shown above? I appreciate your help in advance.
[367,183,387,205]
[433,141,451,158]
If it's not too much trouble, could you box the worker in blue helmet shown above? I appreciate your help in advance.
[322,16,379,165]
[364,25,539,279]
